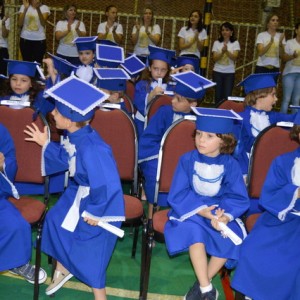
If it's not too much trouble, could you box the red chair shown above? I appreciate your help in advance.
[90,108,144,258]
[139,116,196,299]
[125,79,135,102]
[216,99,245,113]
[144,94,173,128]
[0,106,50,300]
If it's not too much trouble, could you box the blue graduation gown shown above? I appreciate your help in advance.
[41,125,125,288]
[133,79,174,137]
[164,151,249,259]
[0,123,31,271]
[138,105,191,206]
[232,148,300,300]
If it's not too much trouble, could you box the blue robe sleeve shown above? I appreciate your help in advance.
[81,143,125,218]
[259,149,300,221]
[133,80,149,115]
[33,90,55,118]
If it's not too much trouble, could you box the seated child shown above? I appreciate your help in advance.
[24,76,125,299]
[164,107,249,300]
[0,122,47,284]
[231,113,300,300]
[171,55,200,74]
[138,72,214,218]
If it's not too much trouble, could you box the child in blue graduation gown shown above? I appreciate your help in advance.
[231,115,300,300]
[164,107,249,300]
[0,59,54,117]
[0,123,47,284]
[24,76,125,299]
[138,72,209,218]
[133,45,176,137]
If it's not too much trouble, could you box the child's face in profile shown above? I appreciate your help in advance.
[10,74,32,95]
[79,50,94,65]
[149,60,168,81]
[51,108,70,130]
[195,130,222,157]
[171,94,195,113]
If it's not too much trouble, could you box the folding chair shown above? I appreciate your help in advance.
[125,79,136,102]
[90,108,145,258]
[139,116,196,300]
[245,124,299,231]
[0,106,50,300]
[123,94,135,119]
[144,94,173,128]
[216,99,245,113]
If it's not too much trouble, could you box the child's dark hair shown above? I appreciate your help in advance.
[1,76,44,102]
[218,22,237,43]
[186,10,203,32]
[289,125,300,143]
[217,133,237,154]
[244,87,274,107]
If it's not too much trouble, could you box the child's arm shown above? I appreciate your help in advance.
[43,58,58,85]
[24,123,48,147]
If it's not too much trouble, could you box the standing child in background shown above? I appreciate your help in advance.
[138,72,213,218]
[133,45,175,137]
[231,112,300,300]
[97,5,123,46]
[55,4,86,66]
[0,122,47,285]
[164,107,249,300]
[24,76,125,300]
[178,10,207,59]
[0,59,54,117]
[212,22,240,104]
[0,0,9,75]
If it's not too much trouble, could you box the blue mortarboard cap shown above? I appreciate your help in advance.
[237,72,279,95]
[73,36,97,52]
[45,75,109,121]
[47,53,77,76]
[121,54,145,77]
[97,39,118,46]
[94,68,130,91]
[191,107,243,134]
[148,45,176,65]
[176,56,200,74]
[96,44,125,68]
[5,59,39,77]
[171,71,216,99]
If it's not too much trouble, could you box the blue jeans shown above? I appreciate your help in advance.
[212,71,235,105]
[280,72,300,113]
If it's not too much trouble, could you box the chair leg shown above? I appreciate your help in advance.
[234,291,246,300]
[131,226,139,258]
[219,267,235,300]
[139,218,148,299]
[33,222,43,300]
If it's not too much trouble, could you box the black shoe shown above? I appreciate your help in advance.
[201,287,219,300]
[183,280,202,300]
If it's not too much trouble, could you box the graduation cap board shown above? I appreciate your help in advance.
[237,72,279,95]
[73,36,98,51]
[45,75,109,121]
[94,68,130,91]
[171,71,216,92]
[191,107,242,134]
[47,52,78,76]
[96,44,125,67]
[120,54,145,77]
[148,45,176,65]
[5,59,40,77]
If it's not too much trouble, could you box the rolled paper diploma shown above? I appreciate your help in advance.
[218,222,242,245]
[81,211,125,238]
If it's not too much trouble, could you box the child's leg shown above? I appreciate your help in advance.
[208,256,227,280]
[92,288,107,300]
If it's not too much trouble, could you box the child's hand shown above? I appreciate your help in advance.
[84,217,99,226]
[198,205,218,219]
[24,123,48,147]
[0,152,4,172]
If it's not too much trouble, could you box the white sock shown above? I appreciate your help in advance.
[200,283,213,293]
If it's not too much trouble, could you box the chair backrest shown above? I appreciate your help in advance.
[216,99,245,113]
[248,125,299,198]
[123,94,135,117]
[154,117,196,202]
[145,94,173,127]
[0,106,49,184]
[90,108,138,192]
[125,80,135,102]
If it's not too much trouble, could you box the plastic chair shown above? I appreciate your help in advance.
[144,94,173,128]
[245,124,299,232]
[0,106,50,300]
[139,116,196,300]
[90,108,144,258]
[216,99,245,113]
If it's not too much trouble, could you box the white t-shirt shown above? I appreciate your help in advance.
[55,20,86,57]
[256,31,286,68]
[282,38,300,76]
[132,24,161,56]
[19,4,50,41]
[97,21,123,44]
[0,18,10,48]
[212,40,240,73]
[178,26,207,58]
